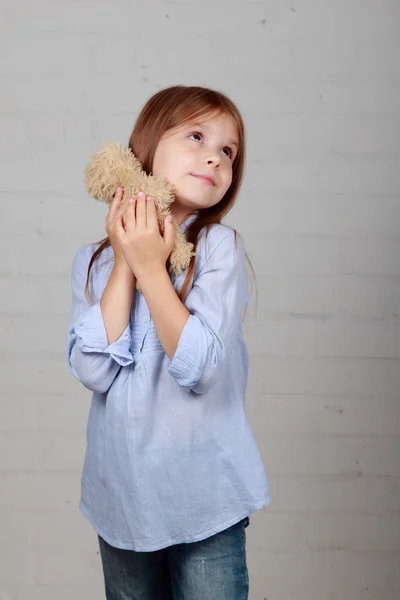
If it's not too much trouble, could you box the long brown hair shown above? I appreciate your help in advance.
[86,85,250,302]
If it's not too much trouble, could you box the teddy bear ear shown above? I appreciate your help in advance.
[84,143,143,203]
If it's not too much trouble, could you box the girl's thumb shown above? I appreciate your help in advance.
[164,215,175,251]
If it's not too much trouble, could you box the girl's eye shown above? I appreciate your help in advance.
[189,133,234,159]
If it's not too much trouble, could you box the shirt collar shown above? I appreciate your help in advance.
[179,213,198,232]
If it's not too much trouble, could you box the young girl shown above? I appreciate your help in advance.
[67,85,271,600]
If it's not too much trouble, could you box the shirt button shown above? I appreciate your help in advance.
[143,316,149,324]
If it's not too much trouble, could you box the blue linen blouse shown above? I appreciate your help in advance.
[66,215,271,552]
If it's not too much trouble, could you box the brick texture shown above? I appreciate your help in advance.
[1,1,399,598]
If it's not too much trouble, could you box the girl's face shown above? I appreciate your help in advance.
[152,112,239,223]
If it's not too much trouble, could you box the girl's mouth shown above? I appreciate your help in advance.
[191,174,215,186]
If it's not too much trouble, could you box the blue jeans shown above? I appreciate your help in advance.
[98,517,250,600]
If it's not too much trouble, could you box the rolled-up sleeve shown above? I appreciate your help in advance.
[66,245,134,394]
[168,229,249,394]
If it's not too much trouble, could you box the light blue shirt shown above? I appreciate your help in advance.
[66,216,271,552]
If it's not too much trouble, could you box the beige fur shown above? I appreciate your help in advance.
[84,143,195,274]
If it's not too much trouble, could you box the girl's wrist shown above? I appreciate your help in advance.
[136,265,168,291]
[113,260,135,280]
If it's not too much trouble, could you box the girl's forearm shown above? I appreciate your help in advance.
[137,268,190,360]
[100,264,136,344]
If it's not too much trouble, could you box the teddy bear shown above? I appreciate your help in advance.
[84,143,195,275]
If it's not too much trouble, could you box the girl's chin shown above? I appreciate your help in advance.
[173,190,219,208]
[174,200,215,215]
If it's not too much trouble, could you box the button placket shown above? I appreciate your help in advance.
[133,294,151,355]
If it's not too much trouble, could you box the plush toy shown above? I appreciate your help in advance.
[84,143,195,275]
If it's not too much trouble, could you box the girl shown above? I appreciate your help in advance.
[67,85,271,600]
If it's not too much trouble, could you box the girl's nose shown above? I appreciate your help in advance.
[206,154,220,166]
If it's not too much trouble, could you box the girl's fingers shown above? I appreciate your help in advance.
[124,197,136,231]
[114,190,131,230]
[135,191,146,228]
[119,192,130,227]
[145,196,158,231]
[114,214,125,239]
[108,186,124,223]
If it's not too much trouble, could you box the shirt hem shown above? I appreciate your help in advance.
[79,496,271,552]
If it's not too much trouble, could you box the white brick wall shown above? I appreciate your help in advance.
[1,1,399,598]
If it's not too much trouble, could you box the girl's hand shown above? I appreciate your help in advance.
[105,186,131,271]
[114,191,175,280]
